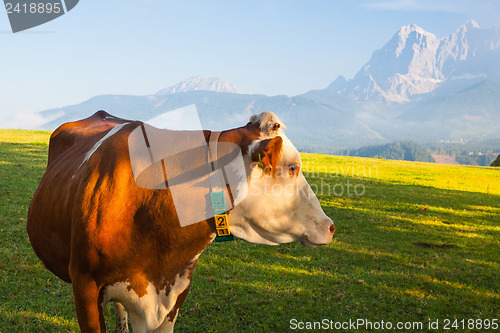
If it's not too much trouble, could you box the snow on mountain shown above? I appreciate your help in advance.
[156,75,241,95]
[437,19,480,71]
[331,20,500,103]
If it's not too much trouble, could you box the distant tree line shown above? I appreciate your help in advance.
[299,138,500,166]
[428,138,500,166]
[455,153,495,166]
[338,141,434,162]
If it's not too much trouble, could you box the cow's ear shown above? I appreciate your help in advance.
[250,136,283,174]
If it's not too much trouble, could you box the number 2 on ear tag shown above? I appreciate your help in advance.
[215,214,230,236]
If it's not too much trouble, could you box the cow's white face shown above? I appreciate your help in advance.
[228,112,335,247]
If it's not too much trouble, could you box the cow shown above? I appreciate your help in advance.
[27,110,335,333]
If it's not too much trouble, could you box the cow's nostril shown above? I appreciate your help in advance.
[329,224,335,235]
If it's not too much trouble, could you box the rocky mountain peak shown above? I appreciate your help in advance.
[157,75,241,95]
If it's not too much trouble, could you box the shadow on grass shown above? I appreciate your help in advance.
[178,176,499,332]
[1,141,498,332]
[181,238,498,332]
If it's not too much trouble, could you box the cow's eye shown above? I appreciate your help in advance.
[289,164,300,175]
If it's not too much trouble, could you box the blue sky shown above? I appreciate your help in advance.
[1,0,500,128]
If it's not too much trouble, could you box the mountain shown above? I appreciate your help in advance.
[38,86,380,152]
[37,21,500,152]
[156,75,241,95]
[329,20,500,103]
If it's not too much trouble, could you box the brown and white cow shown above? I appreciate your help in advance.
[27,110,334,333]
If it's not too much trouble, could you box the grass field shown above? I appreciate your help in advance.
[0,129,498,332]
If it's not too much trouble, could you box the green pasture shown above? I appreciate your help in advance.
[0,129,498,332]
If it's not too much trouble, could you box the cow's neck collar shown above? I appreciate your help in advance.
[207,131,235,242]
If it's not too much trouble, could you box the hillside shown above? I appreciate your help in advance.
[337,140,500,166]
[428,138,500,166]
[338,141,434,163]
[1,129,498,332]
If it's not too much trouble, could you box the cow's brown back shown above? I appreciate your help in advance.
[27,111,136,282]
[47,111,131,166]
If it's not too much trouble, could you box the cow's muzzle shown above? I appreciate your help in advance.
[300,218,335,248]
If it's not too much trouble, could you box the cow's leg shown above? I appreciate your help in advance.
[114,302,129,333]
[153,308,178,333]
[153,286,190,333]
[71,274,106,333]
[153,318,175,333]
[128,311,149,333]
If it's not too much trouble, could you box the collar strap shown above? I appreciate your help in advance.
[208,131,234,242]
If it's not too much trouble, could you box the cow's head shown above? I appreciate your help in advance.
[228,112,335,248]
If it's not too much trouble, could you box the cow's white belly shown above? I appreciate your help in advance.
[102,273,191,333]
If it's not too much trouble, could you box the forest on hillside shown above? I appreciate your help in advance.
[336,139,500,166]
[337,141,434,163]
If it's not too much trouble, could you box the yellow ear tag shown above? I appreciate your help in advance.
[215,214,231,236]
